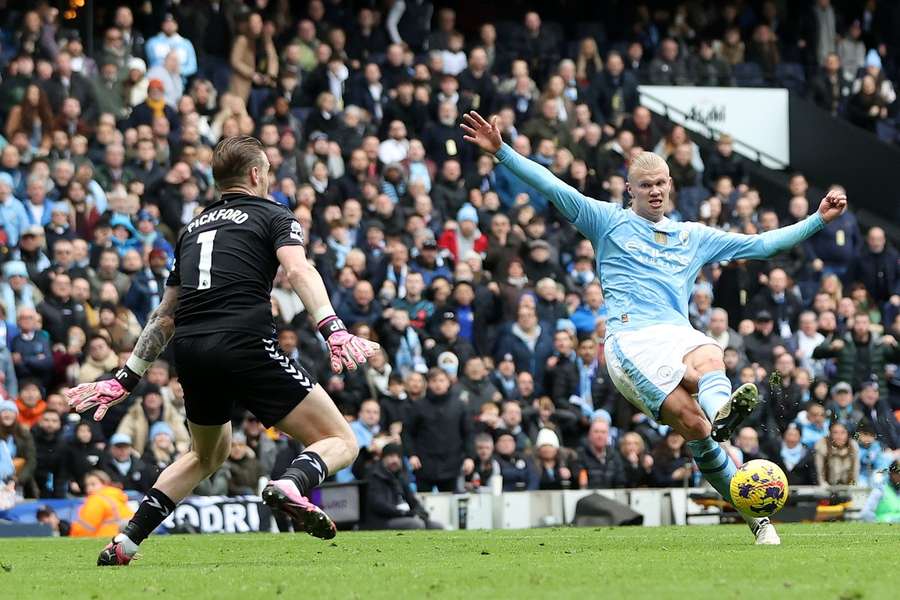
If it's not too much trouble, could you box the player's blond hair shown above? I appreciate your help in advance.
[627,151,669,182]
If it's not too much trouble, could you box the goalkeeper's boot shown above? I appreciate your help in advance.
[748,516,781,545]
[711,383,760,442]
[262,479,337,540]
[97,534,139,566]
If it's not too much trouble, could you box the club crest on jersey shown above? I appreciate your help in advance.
[654,231,667,245]
[678,230,690,247]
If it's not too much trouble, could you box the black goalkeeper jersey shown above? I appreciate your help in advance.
[167,193,304,339]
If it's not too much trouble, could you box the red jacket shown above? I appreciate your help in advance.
[437,229,488,261]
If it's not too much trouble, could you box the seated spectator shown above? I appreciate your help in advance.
[618,431,654,488]
[462,433,501,492]
[856,421,895,488]
[142,422,181,475]
[77,335,119,384]
[530,428,571,490]
[856,380,900,449]
[743,310,783,372]
[225,432,264,495]
[69,470,134,538]
[769,424,817,486]
[100,433,154,494]
[10,308,54,389]
[494,430,538,491]
[797,401,830,449]
[242,415,278,477]
[364,443,443,530]
[64,421,105,495]
[733,426,766,462]
[647,38,691,86]
[702,134,747,192]
[0,400,36,497]
[649,430,692,487]
[575,417,625,489]
[814,421,860,486]
[824,381,863,432]
[15,380,46,429]
[847,74,888,132]
[115,383,190,456]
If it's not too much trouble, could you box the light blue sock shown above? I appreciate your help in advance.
[697,370,732,422]
[687,437,737,503]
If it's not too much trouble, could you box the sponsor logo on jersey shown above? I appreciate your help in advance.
[654,231,667,245]
[187,208,249,233]
[623,238,691,269]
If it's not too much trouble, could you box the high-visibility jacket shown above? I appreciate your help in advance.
[69,485,134,538]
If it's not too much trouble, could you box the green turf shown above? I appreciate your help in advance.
[2,523,899,599]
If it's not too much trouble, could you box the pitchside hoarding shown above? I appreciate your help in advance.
[638,85,789,169]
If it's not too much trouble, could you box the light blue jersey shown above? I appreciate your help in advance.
[496,143,826,337]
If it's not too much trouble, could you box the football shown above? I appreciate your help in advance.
[729,459,790,518]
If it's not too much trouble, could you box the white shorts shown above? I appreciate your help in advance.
[604,324,720,419]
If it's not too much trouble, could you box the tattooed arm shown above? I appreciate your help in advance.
[65,286,179,420]
[131,285,179,367]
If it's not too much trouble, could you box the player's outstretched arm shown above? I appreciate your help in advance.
[702,189,847,264]
[461,111,588,223]
[65,286,180,420]
[276,244,380,373]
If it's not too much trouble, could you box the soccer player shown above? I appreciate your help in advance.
[65,136,379,565]
[462,111,848,544]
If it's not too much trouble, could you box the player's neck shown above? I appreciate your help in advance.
[220,185,260,197]
[629,207,665,224]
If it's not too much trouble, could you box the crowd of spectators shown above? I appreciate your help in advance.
[1,2,900,520]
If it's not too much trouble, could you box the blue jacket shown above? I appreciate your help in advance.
[494,163,547,214]
[10,331,54,388]
[145,33,198,78]
[493,323,555,393]
[23,200,55,227]
[806,211,861,270]
[0,197,30,246]
[570,303,609,335]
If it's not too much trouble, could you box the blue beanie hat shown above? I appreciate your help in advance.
[0,399,18,415]
[456,203,478,225]
[149,421,174,441]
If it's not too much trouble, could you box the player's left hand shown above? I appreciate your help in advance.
[64,379,129,421]
[816,188,847,223]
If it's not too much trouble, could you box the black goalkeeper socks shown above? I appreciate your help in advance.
[123,487,177,545]
[282,451,329,497]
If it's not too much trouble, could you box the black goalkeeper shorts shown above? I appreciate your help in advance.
[172,331,317,428]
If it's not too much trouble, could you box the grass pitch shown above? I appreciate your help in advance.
[2,523,899,599]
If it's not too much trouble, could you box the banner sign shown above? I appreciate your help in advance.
[160,495,274,533]
[638,85,790,169]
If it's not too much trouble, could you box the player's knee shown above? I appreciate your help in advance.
[194,443,229,476]
[341,430,360,464]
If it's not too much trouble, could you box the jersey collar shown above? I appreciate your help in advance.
[628,208,673,231]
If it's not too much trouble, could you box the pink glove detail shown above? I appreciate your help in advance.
[317,316,380,373]
[326,329,380,373]
[64,379,129,421]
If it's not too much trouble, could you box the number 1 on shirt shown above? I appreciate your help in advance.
[197,229,217,290]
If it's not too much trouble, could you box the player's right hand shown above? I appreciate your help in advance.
[64,379,129,422]
[461,111,502,154]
